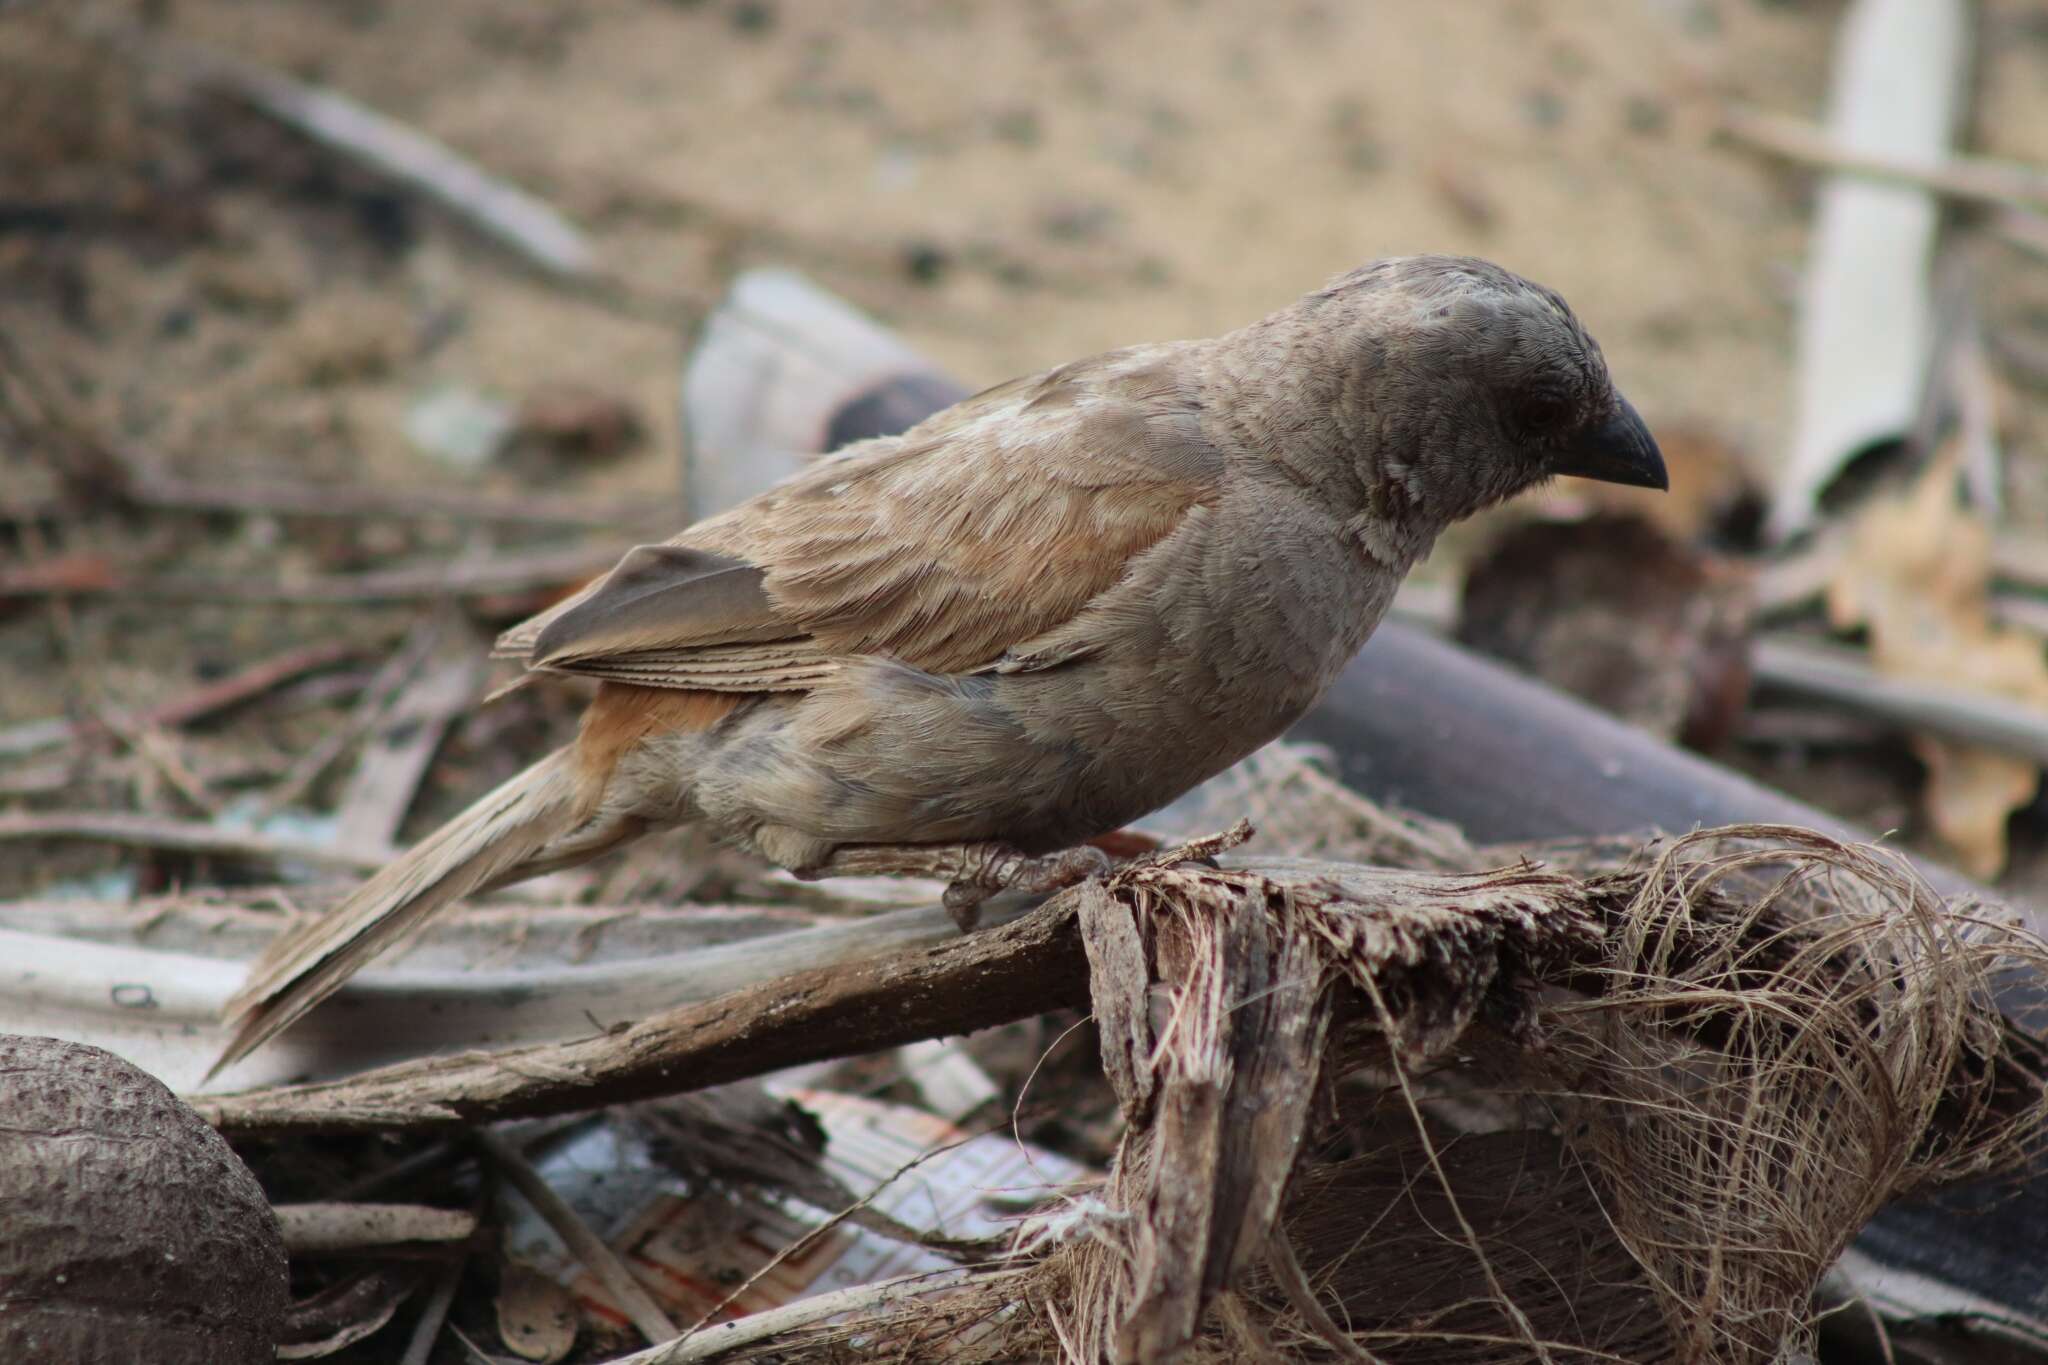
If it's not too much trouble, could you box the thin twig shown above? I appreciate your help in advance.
[259,616,443,820]
[399,1253,468,1365]
[1263,1227,1383,1364]
[446,1323,500,1365]
[118,545,618,605]
[273,1202,477,1256]
[475,1128,679,1345]
[110,456,671,528]
[333,1141,462,1202]
[0,640,364,761]
[91,699,223,816]
[161,640,373,726]
[1718,104,2048,215]
[0,811,387,874]
[334,628,489,851]
[401,1181,488,1365]
[610,1268,989,1364]
[673,1130,982,1345]
[144,34,598,278]
[0,552,121,597]
[1356,971,1558,1365]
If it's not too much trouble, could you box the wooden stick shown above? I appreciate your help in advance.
[476,1129,679,1344]
[121,545,620,605]
[149,35,599,279]
[0,894,1023,1098]
[112,458,669,529]
[0,640,363,761]
[272,1202,476,1256]
[611,1268,988,1364]
[259,616,445,819]
[194,896,1090,1137]
[1718,104,2048,216]
[398,1254,467,1365]
[333,640,488,851]
[0,811,386,875]
[1751,635,2048,765]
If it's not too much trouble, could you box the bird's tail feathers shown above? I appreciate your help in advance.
[211,748,588,1078]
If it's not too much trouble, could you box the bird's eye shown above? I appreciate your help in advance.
[1515,388,1573,436]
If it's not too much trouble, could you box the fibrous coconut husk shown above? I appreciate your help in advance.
[667,818,2045,1365]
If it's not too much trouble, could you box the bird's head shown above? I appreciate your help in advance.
[1250,255,1666,559]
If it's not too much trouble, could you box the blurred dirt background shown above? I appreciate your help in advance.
[6,0,2048,895]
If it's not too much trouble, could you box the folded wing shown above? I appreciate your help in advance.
[495,349,1223,688]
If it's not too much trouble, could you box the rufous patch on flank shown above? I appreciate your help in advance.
[574,682,743,790]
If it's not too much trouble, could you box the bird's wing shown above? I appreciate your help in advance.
[496,350,1223,687]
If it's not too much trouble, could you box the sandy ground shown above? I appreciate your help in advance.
[5,0,2048,891]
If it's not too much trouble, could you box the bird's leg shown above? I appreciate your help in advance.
[798,841,1112,932]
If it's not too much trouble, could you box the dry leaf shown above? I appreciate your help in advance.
[275,1270,414,1360]
[496,1260,578,1363]
[1825,453,2048,875]
[1457,514,1755,746]
[1913,737,2039,876]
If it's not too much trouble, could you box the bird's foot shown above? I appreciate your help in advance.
[938,844,1113,932]
[799,840,1113,933]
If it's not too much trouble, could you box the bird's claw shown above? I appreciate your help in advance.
[941,844,1113,932]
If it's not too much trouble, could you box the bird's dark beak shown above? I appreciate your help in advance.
[1551,396,1668,491]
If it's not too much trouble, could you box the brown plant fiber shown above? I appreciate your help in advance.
[674,815,2045,1364]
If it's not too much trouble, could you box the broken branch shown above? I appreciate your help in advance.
[477,1129,678,1345]
[196,895,1091,1137]
[0,811,386,875]
[121,545,619,606]
[1718,104,2048,217]
[139,33,600,279]
[272,1202,476,1257]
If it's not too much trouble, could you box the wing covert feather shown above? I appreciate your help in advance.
[497,346,1222,687]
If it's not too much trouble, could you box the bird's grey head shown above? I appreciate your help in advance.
[1262,255,1666,557]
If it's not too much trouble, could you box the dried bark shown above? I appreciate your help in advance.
[197,891,1091,1137]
